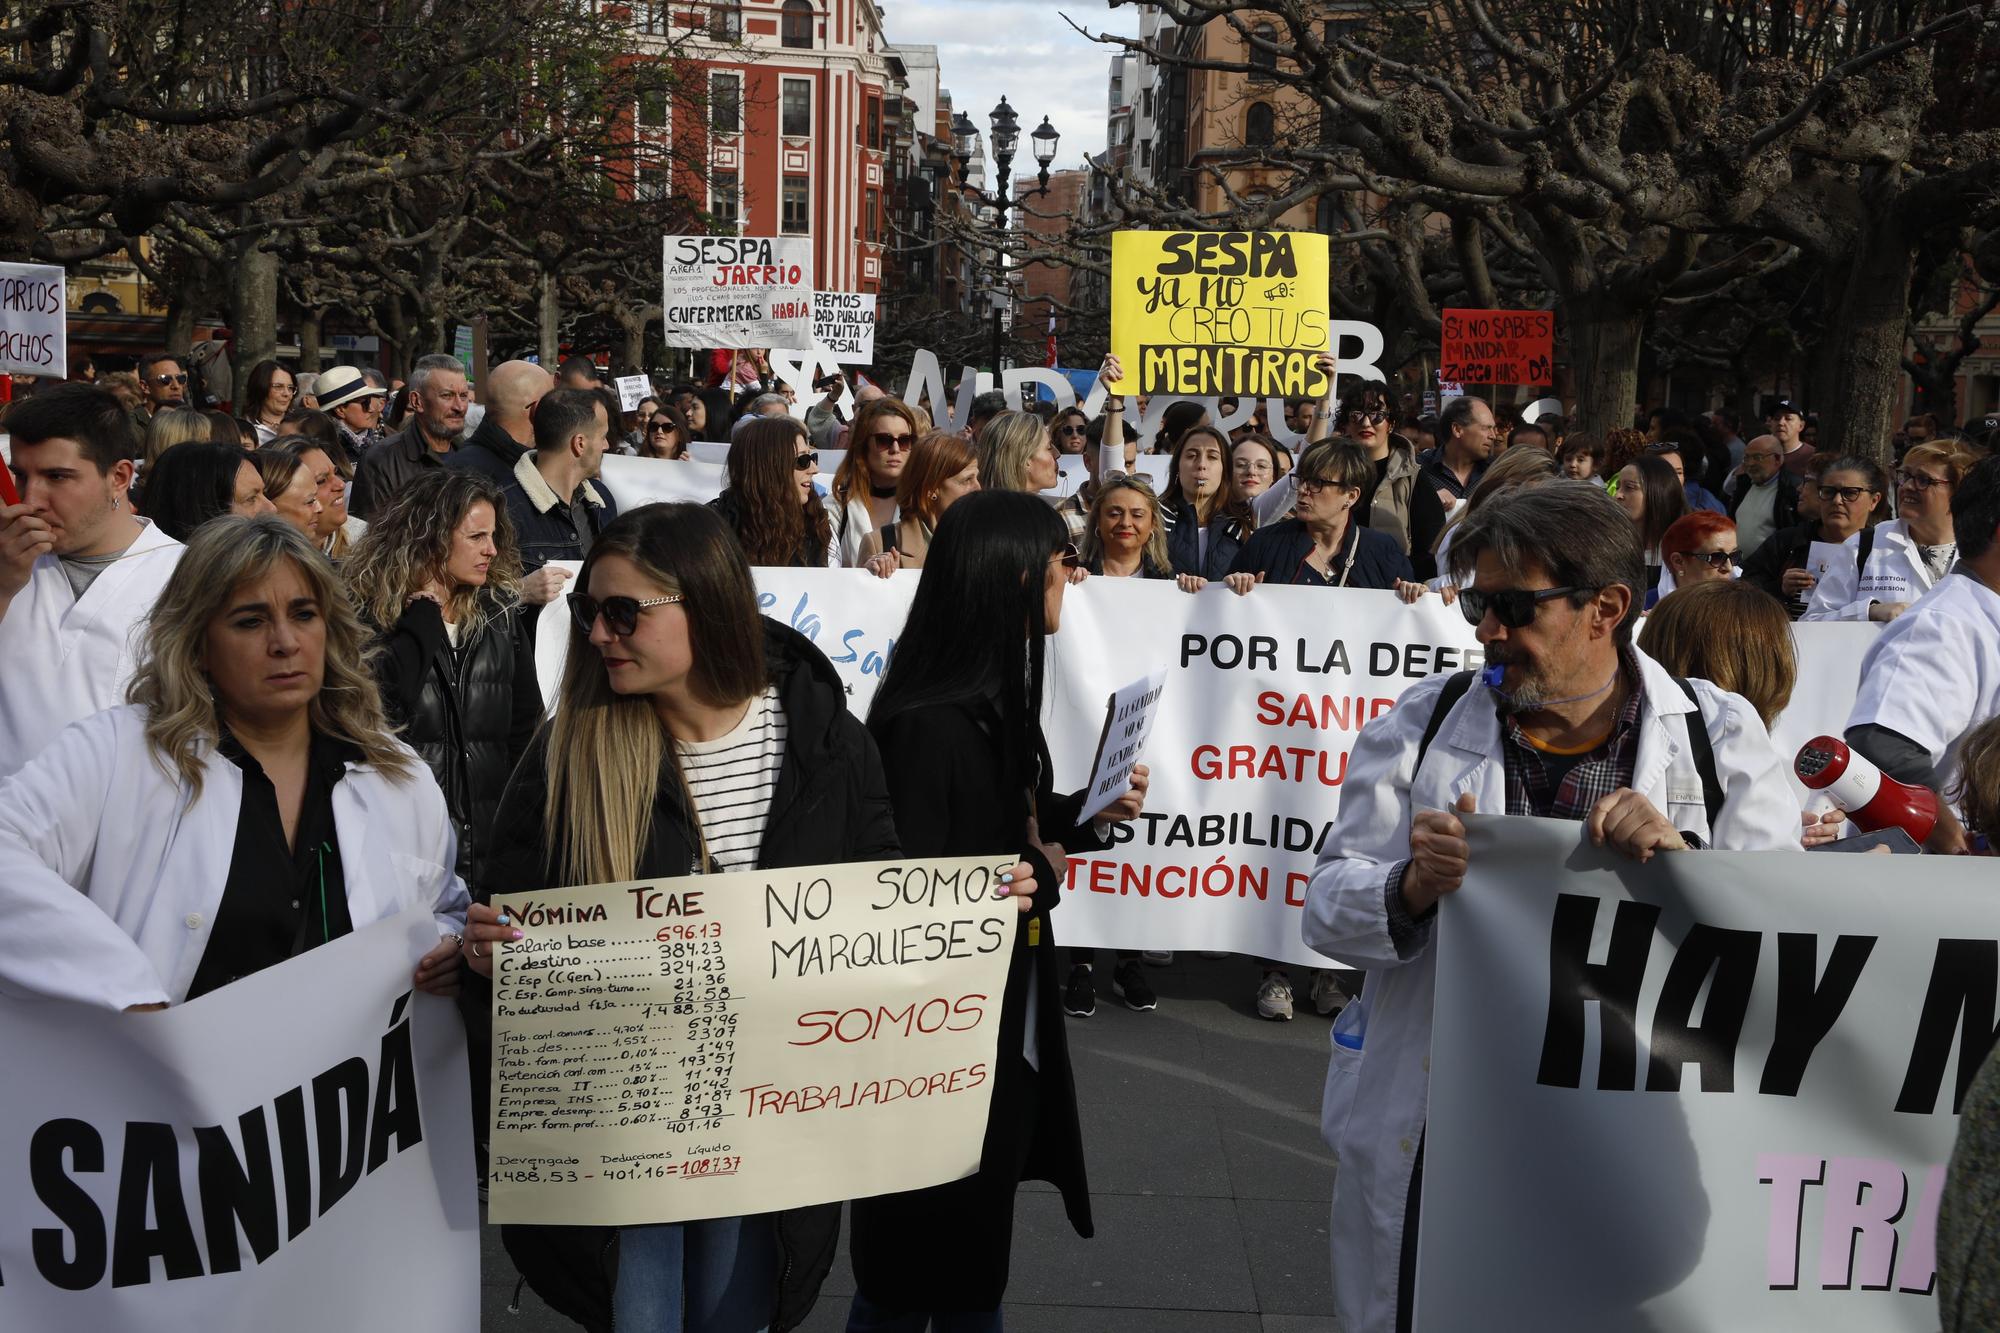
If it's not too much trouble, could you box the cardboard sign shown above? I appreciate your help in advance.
[0,262,66,379]
[1109,231,1332,398]
[812,292,876,363]
[1079,671,1167,822]
[661,236,814,349]
[615,375,653,413]
[1438,308,1554,386]
[0,910,476,1328]
[1421,815,1994,1331]
[486,856,1016,1226]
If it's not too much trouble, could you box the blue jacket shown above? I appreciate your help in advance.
[1228,518,1413,590]
[498,453,619,574]
[1161,499,1246,580]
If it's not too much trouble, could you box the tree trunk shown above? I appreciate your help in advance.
[230,232,279,370]
[539,272,560,369]
[1811,180,1911,469]
[1562,288,1647,439]
[164,299,196,356]
[298,309,324,373]
[617,309,647,374]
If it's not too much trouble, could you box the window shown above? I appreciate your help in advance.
[635,170,668,203]
[781,175,811,234]
[710,72,739,132]
[781,0,814,48]
[865,188,880,242]
[865,96,881,149]
[1246,101,1274,147]
[707,2,741,40]
[637,89,668,128]
[1142,87,1153,118]
[1249,23,1277,81]
[711,171,740,227]
[781,78,811,137]
[1139,139,1151,168]
[636,0,668,35]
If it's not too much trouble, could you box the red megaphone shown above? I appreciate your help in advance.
[1794,735,1939,846]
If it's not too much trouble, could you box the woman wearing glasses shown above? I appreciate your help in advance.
[828,395,919,566]
[848,489,1146,1332]
[1221,441,1414,595]
[1051,405,1092,456]
[711,416,838,567]
[242,359,299,447]
[857,429,983,574]
[460,502,1034,1331]
[639,402,692,460]
[1803,441,1978,623]
[1657,512,1739,596]
[1742,456,1887,619]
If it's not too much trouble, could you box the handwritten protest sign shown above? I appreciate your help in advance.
[1420,815,1996,1331]
[486,856,1017,1226]
[661,235,813,349]
[1080,671,1166,821]
[813,292,876,363]
[614,375,652,413]
[0,262,66,379]
[1438,307,1554,385]
[1109,231,1331,398]
[0,910,475,1330]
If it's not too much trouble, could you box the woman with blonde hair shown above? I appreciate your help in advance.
[142,405,212,471]
[456,503,1037,1328]
[343,469,538,888]
[0,516,466,1007]
[858,429,983,573]
[1081,474,1172,579]
[977,409,1061,494]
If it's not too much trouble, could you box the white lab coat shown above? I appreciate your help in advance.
[0,705,469,1009]
[0,518,182,778]
[826,492,895,568]
[1801,519,1942,621]
[1845,571,2000,785]
[1301,649,1802,1333]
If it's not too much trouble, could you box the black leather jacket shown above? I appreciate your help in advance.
[370,595,541,886]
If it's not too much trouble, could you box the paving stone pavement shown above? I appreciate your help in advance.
[480,954,1347,1332]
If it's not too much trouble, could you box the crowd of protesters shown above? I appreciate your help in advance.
[5,339,2000,1333]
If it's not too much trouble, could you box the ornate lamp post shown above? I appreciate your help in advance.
[950,96,1061,378]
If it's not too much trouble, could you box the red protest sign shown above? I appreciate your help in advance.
[1439,308,1555,386]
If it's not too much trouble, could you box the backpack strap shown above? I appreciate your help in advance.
[1415,670,1477,778]
[1856,525,1875,576]
[1669,675,1725,833]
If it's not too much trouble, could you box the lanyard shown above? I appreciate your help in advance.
[1295,523,1359,587]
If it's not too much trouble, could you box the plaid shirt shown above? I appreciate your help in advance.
[1499,647,1646,819]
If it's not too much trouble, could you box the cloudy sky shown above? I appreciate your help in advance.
[885,2,1138,173]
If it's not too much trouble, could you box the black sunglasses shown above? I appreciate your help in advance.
[795,451,819,470]
[1457,585,1590,629]
[569,592,682,637]
[1695,549,1739,569]
[1344,408,1389,425]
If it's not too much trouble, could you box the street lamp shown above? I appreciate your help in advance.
[950,96,1062,378]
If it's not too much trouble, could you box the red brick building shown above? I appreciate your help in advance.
[1014,168,1088,363]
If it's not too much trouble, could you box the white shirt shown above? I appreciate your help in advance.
[0,517,183,778]
[1846,571,2000,786]
[677,686,787,872]
[1803,519,1944,621]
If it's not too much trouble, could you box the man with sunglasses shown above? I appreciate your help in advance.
[135,352,188,417]
[1299,481,1801,1333]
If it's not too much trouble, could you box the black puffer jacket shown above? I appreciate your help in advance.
[371,595,541,887]
[478,617,900,1333]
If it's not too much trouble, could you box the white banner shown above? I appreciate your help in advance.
[1421,815,1996,1331]
[534,569,1873,966]
[0,910,476,1330]
[661,236,813,350]
[0,262,66,378]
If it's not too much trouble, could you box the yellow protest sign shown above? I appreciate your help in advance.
[1109,230,1331,397]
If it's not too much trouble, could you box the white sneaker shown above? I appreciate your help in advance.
[1256,972,1294,1021]
[1310,969,1347,1016]
[1141,950,1174,965]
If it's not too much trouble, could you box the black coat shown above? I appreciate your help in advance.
[442,412,531,488]
[349,420,453,523]
[371,596,541,888]
[1228,517,1414,589]
[849,695,1103,1311]
[1161,498,1246,580]
[481,619,899,1333]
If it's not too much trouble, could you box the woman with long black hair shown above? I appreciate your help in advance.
[456,502,1038,1331]
[846,489,1150,1332]
[711,415,837,566]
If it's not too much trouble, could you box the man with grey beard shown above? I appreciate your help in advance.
[1297,481,1803,1333]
